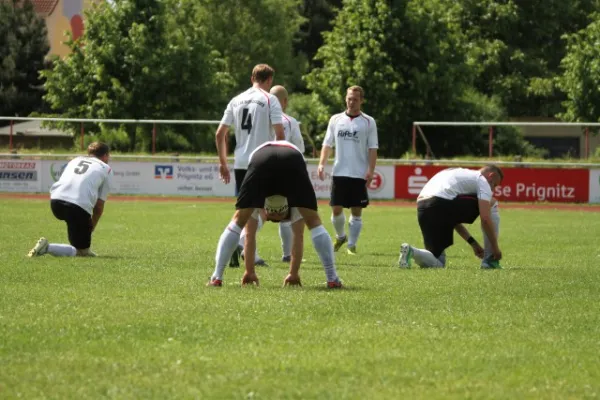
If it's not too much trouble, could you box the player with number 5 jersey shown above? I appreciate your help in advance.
[27,142,113,258]
[215,64,285,268]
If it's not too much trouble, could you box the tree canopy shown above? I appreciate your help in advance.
[0,0,49,124]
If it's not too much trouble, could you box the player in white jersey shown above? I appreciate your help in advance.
[207,141,342,289]
[317,86,378,255]
[269,85,306,262]
[398,165,504,269]
[215,64,285,268]
[27,142,112,258]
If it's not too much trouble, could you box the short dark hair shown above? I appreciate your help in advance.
[88,142,110,158]
[481,164,504,180]
[252,64,275,83]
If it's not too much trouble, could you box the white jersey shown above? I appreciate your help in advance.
[50,156,112,214]
[249,140,303,163]
[323,111,378,179]
[418,168,493,202]
[220,87,283,169]
[282,113,305,153]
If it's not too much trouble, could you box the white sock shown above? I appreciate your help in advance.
[483,203,500,259]
[331,213,346,239]
[279,221,293,258]
[311,225,339,282]
[348,215,362,247]
[239,215,263,260]
[212,221,242,280]
[411,247,444,268]
[47,244,76,257]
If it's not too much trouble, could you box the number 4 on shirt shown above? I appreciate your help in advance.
[242,108,253,133]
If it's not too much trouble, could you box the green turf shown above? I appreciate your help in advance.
[1,198,599,399]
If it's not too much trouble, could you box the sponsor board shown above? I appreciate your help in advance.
[395,165,590,203]
[307,164,395,199]
[25,160,396,199]
[39,160,236,196]
[0,160,42,192]
[589,169,600,204]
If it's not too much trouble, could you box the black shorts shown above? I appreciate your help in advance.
[330,176,369,208]
[50,200,93,249]
[234,169,247,195]
[417,195,480,258]
[235,145,317,210]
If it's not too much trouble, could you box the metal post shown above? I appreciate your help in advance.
[152,123,157,155]
[585,127,590,159]
[80,122,84,151]
[489,126,494,157]
[412,123,417,154]
[9,120,13,152]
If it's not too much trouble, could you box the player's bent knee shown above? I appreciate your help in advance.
[332,206,344,216]
[298,208,321,229]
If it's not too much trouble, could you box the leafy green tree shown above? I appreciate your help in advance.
[42,0,234,151]
[194,0,306,93]
[0,0,50,124]
[557,13,600,124]
[305,0,476,157]
[295,0,342,74]
[457,0,599,117]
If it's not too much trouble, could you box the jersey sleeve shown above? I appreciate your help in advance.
[323,116,336,148]
[270,95,283,126]
[367,117,379,149]
[98,170,112,202]
[290,120,305,153]
[476,175,493,201]
[219,101,234,126]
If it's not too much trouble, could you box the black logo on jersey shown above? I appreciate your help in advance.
[337,130,359,141]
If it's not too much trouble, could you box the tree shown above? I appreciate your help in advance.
[194,0,306,94]
[294,0,342,75]
[305,0,478,157]
[456,0,600,117]
[0,0,50,124]
[42,0,234,151]
[557,13,600,124]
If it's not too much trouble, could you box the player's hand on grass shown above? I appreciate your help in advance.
[241,271,259,286]
[283,273,302,287]
[219,164,230,184]
[317,165,326,181]
[471,242,484,259]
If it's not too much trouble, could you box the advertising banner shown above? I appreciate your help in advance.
[395,165,590,203]
[41,160,236,197]
[307,164,395,199]
[589,169,600,204]
[34,160,396,199]
[0,160,42,193]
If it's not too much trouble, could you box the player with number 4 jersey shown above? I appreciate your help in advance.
[27,142,112,258]
[215,64,285,268]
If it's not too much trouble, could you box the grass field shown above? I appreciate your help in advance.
[1,198,600,399]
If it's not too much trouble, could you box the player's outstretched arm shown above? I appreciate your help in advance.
[284,219,304,287]
[91,199,105,231]
[274,123,285,141]
[317,146,331,181]
[454,223,484,259]
[479,199,502,260]
[215,124,230,184]
[365,148,378,185]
